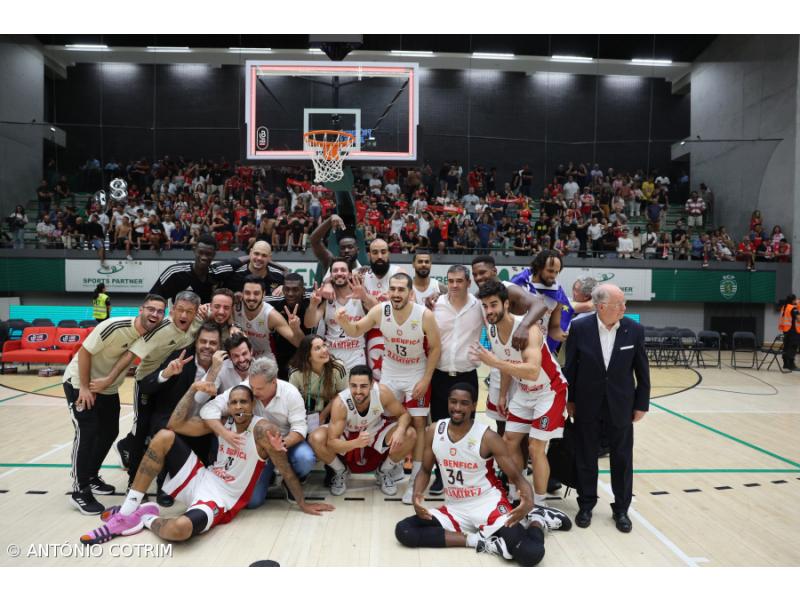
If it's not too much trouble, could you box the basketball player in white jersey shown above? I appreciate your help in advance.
[470,255,548,434]
[394,383,566,566]
[357,238,405,380]
[305,257,367,371]
[471,280,571,523]
[411,251,446,308]
[308,365,417,496]
[336,272,441,504]
[80,382,334,545]
[235,274,303,358]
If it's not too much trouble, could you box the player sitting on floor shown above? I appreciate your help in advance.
[80,381,333,545]
[394,383,570,566]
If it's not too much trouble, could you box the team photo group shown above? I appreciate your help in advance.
[65,216,650,567]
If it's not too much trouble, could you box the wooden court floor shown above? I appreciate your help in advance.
[0,360,798,567]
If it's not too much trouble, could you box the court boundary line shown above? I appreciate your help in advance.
[0,411,134,481]
[597,479,708,566]
[650,400,800,468]
[0,382,64,404]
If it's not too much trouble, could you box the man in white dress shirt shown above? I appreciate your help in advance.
[427,264,485,495]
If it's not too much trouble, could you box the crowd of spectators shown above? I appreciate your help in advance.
[12,155,791,267]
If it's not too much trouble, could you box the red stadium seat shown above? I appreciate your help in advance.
[1,326,87,366]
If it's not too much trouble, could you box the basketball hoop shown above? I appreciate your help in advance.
[303,130,355,183]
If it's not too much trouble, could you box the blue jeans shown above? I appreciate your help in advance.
[246,440,316,509]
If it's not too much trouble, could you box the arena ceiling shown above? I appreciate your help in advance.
[36,35,717,63]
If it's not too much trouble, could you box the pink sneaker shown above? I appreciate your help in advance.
[100,505,120,522]
[101,501,159,522]
[134,502,160,523]
[80,502,158,545]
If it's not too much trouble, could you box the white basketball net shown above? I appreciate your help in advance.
[304,130,355,183]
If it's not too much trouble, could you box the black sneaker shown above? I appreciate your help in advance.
[546,478,562,494]
[115,439,131,471]
[156,489,174,507]
[89,476,115,495]
[429,470,444,496]
[69,489,105,515]
[324,464,335,487]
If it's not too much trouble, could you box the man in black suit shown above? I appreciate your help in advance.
[137,322,222,506]
[563,284,650,533]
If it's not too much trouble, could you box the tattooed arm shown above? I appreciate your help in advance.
[167,380,217,437]
[254,420,335,517]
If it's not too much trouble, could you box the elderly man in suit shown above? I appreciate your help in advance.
[563,284,650,533]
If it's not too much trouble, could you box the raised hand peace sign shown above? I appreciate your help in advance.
[163,349,194,378]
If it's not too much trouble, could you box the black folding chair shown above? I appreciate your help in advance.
[731,331,757,369]
[660,327,685,367]
[31,318,54,327]
[696,330,722,368]
[58,319,79,328]
[79,320,98,328]
[677,328,700,368]
[757,334,786,372]
[644,327,664,366]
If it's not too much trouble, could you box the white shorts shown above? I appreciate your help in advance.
[486,386,506,423]
[505,387,567,440]
[430,491,513,536]
[162,452,253,533]
[383,372,429,417]
[329,346,367,371]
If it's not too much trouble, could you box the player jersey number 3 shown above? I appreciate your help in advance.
[380,302,425,367]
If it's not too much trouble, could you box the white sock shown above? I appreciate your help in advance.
[465,532,480,548]
[409,461,422,481]
[141,514,158,530]
[534,493,548,507]
[120,489,144,516]
[329,457,346,474]
[380,456,400,473]
[508,484,519,501]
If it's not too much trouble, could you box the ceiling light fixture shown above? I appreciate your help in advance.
[472,52,515,60]
[229,47,273,53]
[65,44,110,51]
[390,50,434,57]
[147,46,192,53]
[631,58,673,66]
[551,55,594,63]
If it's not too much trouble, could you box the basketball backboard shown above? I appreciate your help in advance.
[245,61,419,162]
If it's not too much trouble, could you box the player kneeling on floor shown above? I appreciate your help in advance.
[394,383,570,567]
[80,382,333,545]
[308,365,417,496]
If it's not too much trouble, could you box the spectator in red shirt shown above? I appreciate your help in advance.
[366,201,382,231]
[232,201,249,227]
[215,229,233,251]
[749,210,762,232]
[776,240,792,262]
[237,216,256,251]
[468,166,483,192]
[737,238,756,271]
[388,233,404,254]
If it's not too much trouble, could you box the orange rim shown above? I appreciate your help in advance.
[303,130,355,160]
